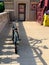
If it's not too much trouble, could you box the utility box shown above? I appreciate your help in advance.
[43,13,49,26]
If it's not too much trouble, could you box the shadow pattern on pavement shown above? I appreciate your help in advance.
[16,22,47,65]
[0,21,48,65]
[28,37,48,65]
[0,22,15,64]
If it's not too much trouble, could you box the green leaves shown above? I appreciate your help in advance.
[0,1,5,13]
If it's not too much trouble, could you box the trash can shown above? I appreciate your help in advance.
[0,0,5,13]
[43,10,49,26]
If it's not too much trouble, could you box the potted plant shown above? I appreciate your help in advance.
[0,0,5,13]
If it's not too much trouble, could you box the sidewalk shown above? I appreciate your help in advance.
[0,21,49,65]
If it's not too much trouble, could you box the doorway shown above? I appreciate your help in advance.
[18,3,26,21]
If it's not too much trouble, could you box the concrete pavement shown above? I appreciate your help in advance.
[0,21,49,65]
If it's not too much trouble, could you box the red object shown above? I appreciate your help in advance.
[37,0,49,25]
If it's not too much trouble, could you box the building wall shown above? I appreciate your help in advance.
[4,0,39,21]
[0,12,9,32]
